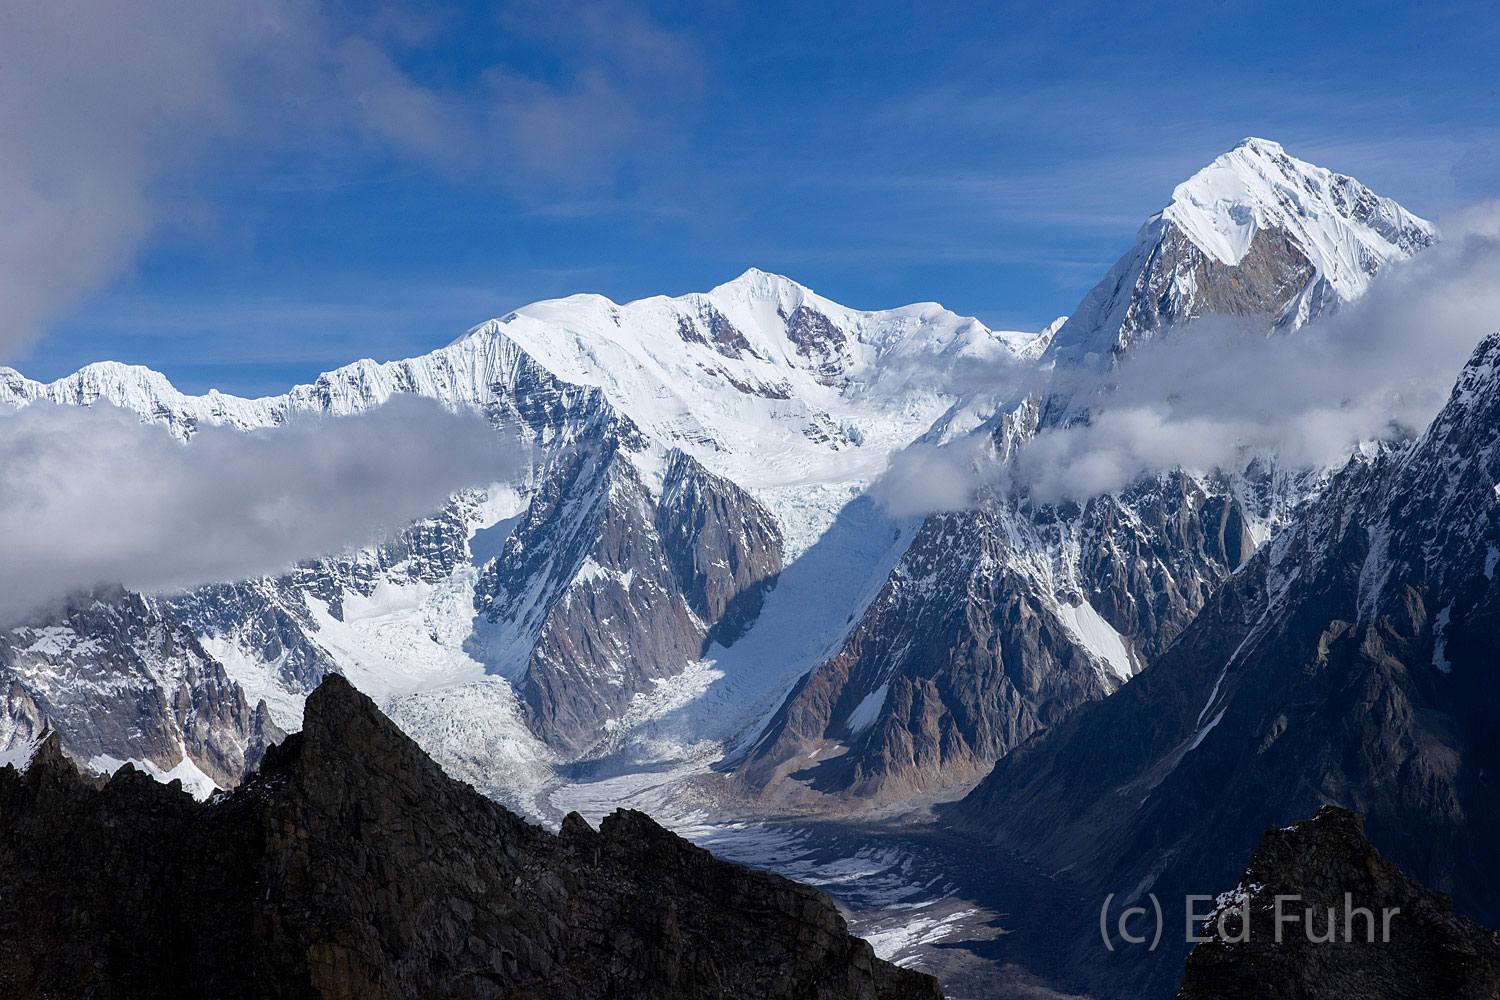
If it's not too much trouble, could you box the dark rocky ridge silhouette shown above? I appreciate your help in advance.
[1177,806,1500,999]
[0,674,940,1000]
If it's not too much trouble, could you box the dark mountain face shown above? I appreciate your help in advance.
[948,333,1500,997]
[477,440,783,757]
[1049,220,1321,372]
[1177,806,1500,1000]
[0,674,939,1000]
[735,505,1121,804]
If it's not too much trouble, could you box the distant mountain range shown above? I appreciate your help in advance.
[4,136,1498,998]
[0,139,1440,822]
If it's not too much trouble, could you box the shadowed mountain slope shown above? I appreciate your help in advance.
[1177,806,1500,1000]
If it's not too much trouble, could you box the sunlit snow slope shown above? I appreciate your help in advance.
[0,138,1440,822]
[0,270,1042,813]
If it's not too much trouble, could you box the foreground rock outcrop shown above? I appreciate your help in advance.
[0,674,940,1000]
[1177,806,1500,999]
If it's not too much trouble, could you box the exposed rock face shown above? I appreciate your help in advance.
[0,674,941,1000]
[157,356,626,729]
[677,303,759,359]
[1177,807,1500,1000]
[655,450,784,648]
[163,409,783,769]
[737,465,1269,805]
[785,304,851,384]
[737,506,1120,802]
[1045,137,1437,371]
[1050,220,1320,373]
[1072,472,1263,661]
[949,333,1500,997]
[477,439,783,756]
[734,140,1431,808]
[0,589,283,791]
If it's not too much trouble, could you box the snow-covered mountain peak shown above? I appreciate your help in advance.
[707,267,813,305]
[4,360,181,407]
[0,359,284,436]
[447,274,1043,510]
[1159,137,1437,295]
[1042,138,1437,372]
[1,273,1050,556]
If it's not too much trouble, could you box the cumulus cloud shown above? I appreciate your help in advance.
[0,397,517,625]
[0,0,704,361]
[875,202,1500,511]
[867,339,1064,517]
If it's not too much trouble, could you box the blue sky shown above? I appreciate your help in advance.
[8,0,1500,396]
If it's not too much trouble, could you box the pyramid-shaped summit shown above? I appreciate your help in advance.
[1045,137,1437,369]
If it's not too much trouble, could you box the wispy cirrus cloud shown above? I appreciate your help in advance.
[0,0,705,363]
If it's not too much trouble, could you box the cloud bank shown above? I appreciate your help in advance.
[876,202,1500,512]
[0,397,516,625]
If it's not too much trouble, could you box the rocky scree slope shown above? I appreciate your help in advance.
[0,674,941,1000]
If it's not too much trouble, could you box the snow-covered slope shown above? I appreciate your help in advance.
[0,271,1027,480]
[732,140,1439,806]
[484,270,1025,479]
[0,139,1444,823]
[0,270,1045,814]
[1163,138,1433,289]
[1045,137,1437,370]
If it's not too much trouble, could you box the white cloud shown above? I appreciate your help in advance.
[871,437,992,517]
[0,396,517,625]
[0,0,705,362]
[0,0,272,361]
[875,202,1500,510]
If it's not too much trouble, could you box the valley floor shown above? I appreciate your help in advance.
[549,762,1097,1000]
[683,808,1090,1000]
